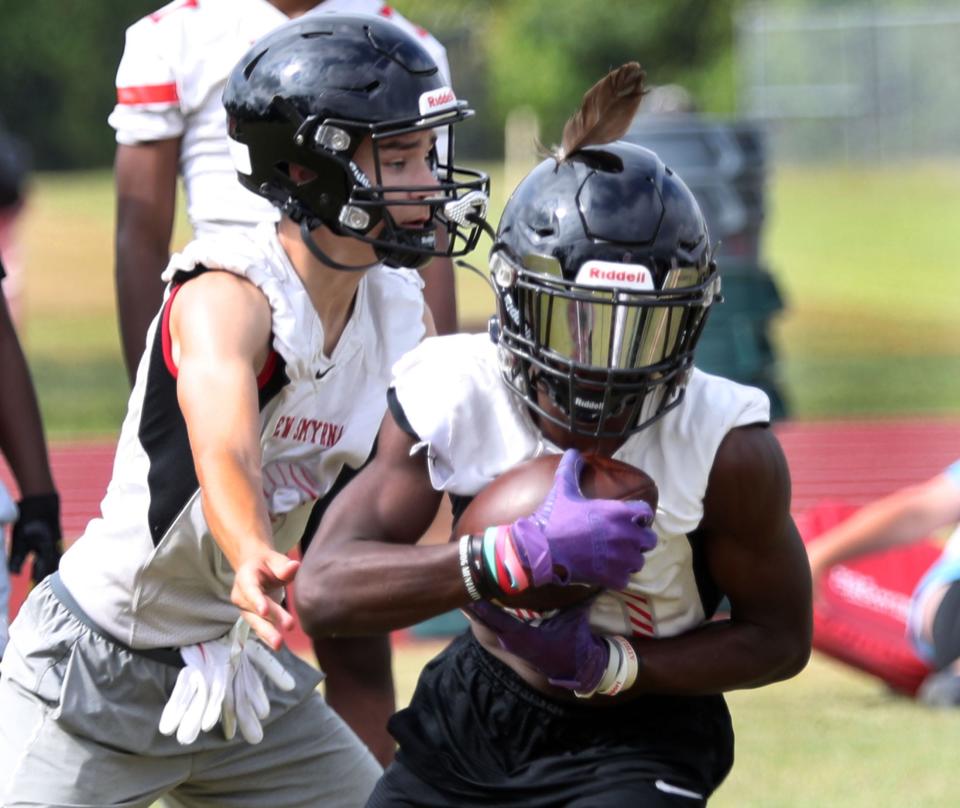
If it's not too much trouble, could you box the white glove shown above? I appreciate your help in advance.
[158,630,235,745]
[221,620,296,744]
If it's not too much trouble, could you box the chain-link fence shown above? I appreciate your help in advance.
[737,4,960,163]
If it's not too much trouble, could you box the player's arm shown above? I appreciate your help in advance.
[115,138,180,383]
[419,229,457,335]
[0,281,61,583]
[625,424,812,695]
[0,287,55,498]
[807,471,960,586]
[294,410,465,637]
[170,271,298,649]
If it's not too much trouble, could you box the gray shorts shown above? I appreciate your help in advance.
[0,578,382,807]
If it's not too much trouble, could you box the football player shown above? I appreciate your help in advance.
[109,0,459,764]
[111,0,459,383]
[809,463,960,706]
[0,15,487,807]
[295,71,812,806]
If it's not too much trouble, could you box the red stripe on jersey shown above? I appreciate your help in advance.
[417,27,429,38]
[117,83,179,106]
[624,599,653,622]
[256,349,278,389]
[162,282,279,391]
[290,465,319,499]
[162,284,184,378]
[149,0,199,23]
[379,5,394,17]
[630,616,655,636]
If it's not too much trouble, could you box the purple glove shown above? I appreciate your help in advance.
[468,600,608,694]
[510,449,656,590]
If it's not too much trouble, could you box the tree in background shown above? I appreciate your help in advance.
[0,0,737,169]
[401,0,736,154]
[0,0,158,169]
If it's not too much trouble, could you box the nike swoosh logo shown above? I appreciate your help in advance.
[315,366,334,380]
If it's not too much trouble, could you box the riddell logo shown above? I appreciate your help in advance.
[428,90,455,108]
[574,260,653,291]
[419,87,457,115]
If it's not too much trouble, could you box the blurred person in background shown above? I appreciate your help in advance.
[808,461,960,706]
[0,255,62,660]
[109,0,457,765]
[0,123,30,330]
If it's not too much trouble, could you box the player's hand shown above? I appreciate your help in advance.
[468,600,609,695]
[230,550,299,650]
[159,631,234,744]
[805,542,833,609]
[9,493,62,586]
[222,620,295,745]
[506,449,656,590]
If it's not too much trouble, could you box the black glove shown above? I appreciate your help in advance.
[9,492,62,585]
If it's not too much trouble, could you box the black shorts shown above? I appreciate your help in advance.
[368,632,733,807]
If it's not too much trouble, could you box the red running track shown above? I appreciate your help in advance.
[4,418,960,651]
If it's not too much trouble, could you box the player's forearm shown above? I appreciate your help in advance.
[115,237,168,382]
[418,251,457,336]
[810,491,945,572]
[195,445,275,569]
[0,310,55,495]
[296,541,469,637]
[619,617,811,698]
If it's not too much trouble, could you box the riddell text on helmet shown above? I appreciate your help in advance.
[574,260,654,291]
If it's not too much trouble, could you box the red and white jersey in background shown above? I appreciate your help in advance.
[108,0,452,237]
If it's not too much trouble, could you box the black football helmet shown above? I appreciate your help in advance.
[223,13,489,270]
[490,141,720,439]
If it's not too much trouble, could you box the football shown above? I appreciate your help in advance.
[453,453,658,612]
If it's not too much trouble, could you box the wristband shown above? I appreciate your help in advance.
[576,635,639,698]
[600,635,639,696]
[459,535,482,601]
[481,524,531,595]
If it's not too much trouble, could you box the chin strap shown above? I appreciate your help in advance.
[299,219,378,273]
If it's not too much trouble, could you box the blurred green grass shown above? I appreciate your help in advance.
[13,159,960,437]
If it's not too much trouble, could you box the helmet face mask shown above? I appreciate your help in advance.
[491,143,720,440]
[224,14,489,269]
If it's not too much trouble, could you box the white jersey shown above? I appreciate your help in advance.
[58,223,425,648]
[391,333,771,640]
[108,0,452,236]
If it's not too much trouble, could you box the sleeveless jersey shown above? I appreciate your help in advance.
[108,0,452,236]
[391,333,771,639]
[58,223,424,648]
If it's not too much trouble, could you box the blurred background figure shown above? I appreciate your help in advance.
[0,255,62,659]
[808,463,960,706]
[0,123,30,331]
[110,0,458,385]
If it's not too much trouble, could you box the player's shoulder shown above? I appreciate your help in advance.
[393,333,496,385]
[681,368,770,428]
[365,3,450,76]
[125,0,233,36]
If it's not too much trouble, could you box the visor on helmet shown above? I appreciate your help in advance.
[493,247,719,437]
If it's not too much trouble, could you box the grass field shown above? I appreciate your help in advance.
[10,161,960,806]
